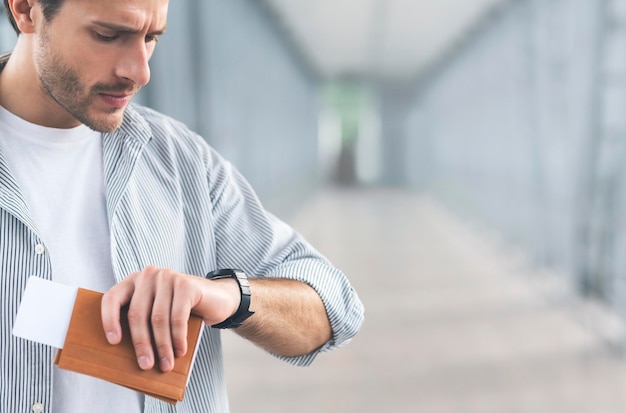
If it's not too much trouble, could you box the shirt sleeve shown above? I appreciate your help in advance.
[205,147,365,366]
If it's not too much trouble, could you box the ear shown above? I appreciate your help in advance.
[7,0,37,34]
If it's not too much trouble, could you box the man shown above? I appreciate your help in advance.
[0,0,364,412]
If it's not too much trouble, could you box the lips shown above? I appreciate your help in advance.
[98,92,133,109]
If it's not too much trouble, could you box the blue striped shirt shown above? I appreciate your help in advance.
[0,104,364,412]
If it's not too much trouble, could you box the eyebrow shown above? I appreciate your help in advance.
[93,21,167,36]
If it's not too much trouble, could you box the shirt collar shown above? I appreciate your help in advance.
[103,103,153,147]
[0,52,9,72]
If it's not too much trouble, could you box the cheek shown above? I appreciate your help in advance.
[74,51,117,85]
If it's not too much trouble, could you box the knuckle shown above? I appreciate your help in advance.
[100,293,114,307]
[144,265,159,273]
[138,266,158,282]
[156,268,169,282]
[173,274,187,286]
[151,312,169,326]
[131,272,147,286]
[170,315,187,327]
[156,344,172,357]
[128,270,142,283]
[133,340,152,351]
[126,308,145,323]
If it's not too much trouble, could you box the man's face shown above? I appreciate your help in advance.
[33,0,168,132]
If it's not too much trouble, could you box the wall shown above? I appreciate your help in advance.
[398,0,626,308]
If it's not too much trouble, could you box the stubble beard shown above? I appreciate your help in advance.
[36,28,134,132]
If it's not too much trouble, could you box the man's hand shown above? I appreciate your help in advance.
[102,266,333,371]
[100,266,240,372]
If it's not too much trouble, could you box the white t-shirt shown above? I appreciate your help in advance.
[0,105,143,412]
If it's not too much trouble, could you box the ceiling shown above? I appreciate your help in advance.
[263,0,507,82]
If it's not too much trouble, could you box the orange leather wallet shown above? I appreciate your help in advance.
[54,288,203,405]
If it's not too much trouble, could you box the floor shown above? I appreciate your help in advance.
[222,187,626,413]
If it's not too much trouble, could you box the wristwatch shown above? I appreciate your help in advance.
[206,269,255,329]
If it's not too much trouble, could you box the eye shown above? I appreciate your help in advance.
[95,32,119,42]
[145,34,159,43]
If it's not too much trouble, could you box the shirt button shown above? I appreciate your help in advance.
[34,244,45,255]
[32,402,44,413]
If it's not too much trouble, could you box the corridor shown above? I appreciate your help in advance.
[223,187,626,413]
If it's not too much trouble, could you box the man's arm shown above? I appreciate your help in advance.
[100,266,332,372]
[237,278,332,357]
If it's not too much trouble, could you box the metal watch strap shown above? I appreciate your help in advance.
[206,269,255,329]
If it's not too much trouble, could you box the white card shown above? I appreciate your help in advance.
[13,276,78,349]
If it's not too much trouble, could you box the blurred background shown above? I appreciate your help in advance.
[5,0,626,411]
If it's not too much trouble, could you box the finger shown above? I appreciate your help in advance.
[171,283,194,358]
[101,277,136,345]
[126,275,157,370]
[151,276,175,372]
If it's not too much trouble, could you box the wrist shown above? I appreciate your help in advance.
[206,269,255,329]
[211,277,240,318]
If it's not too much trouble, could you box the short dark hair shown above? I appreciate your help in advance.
[3,0,65,34]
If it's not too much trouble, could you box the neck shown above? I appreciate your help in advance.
[0,37,81,129]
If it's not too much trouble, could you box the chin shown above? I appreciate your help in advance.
[85,120,123,133]
[80,111,126,132]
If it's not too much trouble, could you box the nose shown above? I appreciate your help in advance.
[115,39,152,87]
